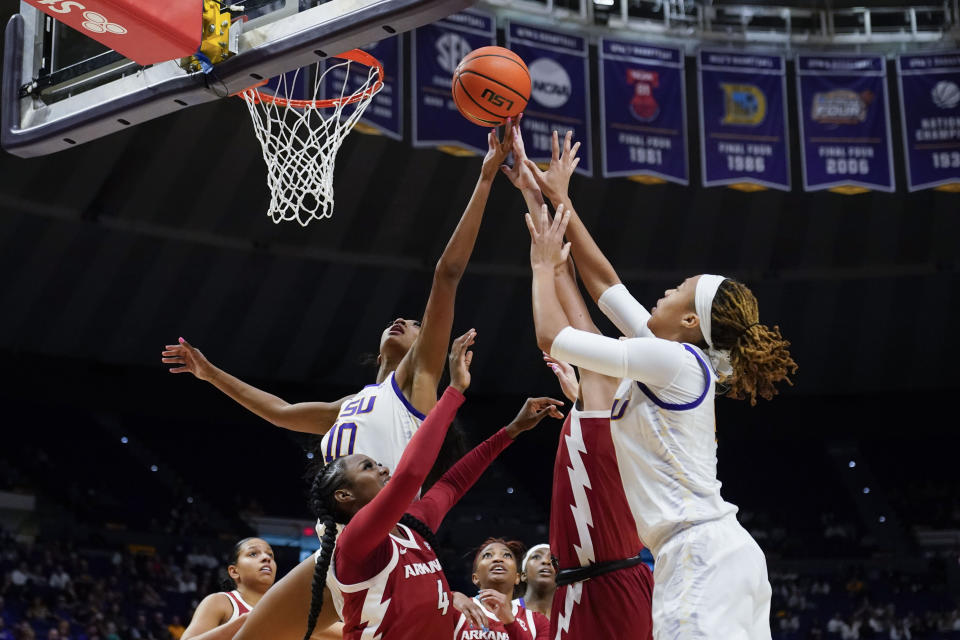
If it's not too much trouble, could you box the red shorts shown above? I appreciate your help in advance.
[550,562,654,640]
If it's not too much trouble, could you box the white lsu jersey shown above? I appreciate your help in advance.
[319,371,425,472]
[608,343,737,555]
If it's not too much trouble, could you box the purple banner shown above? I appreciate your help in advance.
[412,9,495,153]
[796,54,895,193]
[897,51,960,192]
[506,21,592,176]
[698,51,790,191]
[322,36,403,140]
[599,39,687,184]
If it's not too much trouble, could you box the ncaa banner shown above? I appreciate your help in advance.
[506,21,592,176]
[897,51,960,192]
[599,39,688,185]
[322,36,403,140]
[698,50,790,191]
[796,54,895,193]
[412,9,495,154]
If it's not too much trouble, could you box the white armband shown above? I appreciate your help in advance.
[597,284,652,338]
[550,327,683,387]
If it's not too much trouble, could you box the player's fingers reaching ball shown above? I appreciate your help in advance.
[551,130,560,162]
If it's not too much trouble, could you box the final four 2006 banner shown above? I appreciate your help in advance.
[897,51,960,192]
[599,39,688,185]
[698,51,791,191]
[796,54,895,193]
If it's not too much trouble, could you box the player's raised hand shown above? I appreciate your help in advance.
[505,396,565,439]
[477,589,514,624]
[162,337,215,380]
[480,117,516,181]
[499,114,541,195]
[523,129,581,204]
[451,591,487,632]
[543,352,579,403]
[526,202,571,271]
[448,329,476,393]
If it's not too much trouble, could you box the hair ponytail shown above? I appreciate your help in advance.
[710,279,797,405]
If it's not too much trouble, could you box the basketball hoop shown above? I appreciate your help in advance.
[237,49,384,226]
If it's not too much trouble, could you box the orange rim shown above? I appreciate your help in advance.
[238,49,384,109]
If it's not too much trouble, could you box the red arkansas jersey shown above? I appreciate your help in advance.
[221,590,252,622]
[332,523,455,640]
[453,599,549,640]
[550,408,646,568]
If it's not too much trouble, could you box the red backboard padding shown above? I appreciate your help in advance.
[24,0,199,66]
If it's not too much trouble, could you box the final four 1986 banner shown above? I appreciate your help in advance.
[796,54,895,193]
[698,51,790,191]
[412,9,495,154]
[897,51,960,192]
[599,39,688,185]
[506,21,592,176]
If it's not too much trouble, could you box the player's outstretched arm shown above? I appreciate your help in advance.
[522,130,621,304]
[527,204,573,354]
[162,338,350,435]
[410,394,564,532]
[396,123,516,413]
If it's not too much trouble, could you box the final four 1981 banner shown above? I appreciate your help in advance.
[796,54,895,193]
[698,51,790,191]
[599,39,688,185]
[897,51,960,192]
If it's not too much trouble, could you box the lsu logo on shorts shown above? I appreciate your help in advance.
[721,84,767,125]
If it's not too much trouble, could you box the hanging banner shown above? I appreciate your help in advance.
[322,36,403,140]
[698,50,790,191]
[506,21,592,176]
[897,51,960,192]
[796,54,895,194]
[599,39,687,185]
[412,9,495,154]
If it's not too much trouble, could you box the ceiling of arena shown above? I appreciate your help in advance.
[0,6,957,403]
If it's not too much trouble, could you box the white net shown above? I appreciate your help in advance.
[239,51,383,226]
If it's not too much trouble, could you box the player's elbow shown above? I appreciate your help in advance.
[536,330,555,355]
[433,259,465,286]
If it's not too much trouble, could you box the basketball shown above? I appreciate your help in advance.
[452,46,531,126]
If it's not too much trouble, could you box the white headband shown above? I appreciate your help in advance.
[694,274,733,377]
[521,544,550,574]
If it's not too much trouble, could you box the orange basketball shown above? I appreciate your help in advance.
[452,46,531,127]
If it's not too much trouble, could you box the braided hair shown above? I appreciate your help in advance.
[302,461,441,640]
[709,279,798,405]
[303,458,350,640]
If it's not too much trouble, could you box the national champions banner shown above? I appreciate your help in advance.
[897,51,960,192]
[322,36,403,140]
[698,50,790,191]
[796,54,895,193]
[506,21,592,176]
[412,9,495,154]
[599,39,687,185]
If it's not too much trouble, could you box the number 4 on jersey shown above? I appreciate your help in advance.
[437,579,449,615]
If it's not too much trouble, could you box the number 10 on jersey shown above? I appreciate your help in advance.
[324,422,358,462]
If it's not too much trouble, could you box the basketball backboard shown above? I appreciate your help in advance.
[2,0,474,158]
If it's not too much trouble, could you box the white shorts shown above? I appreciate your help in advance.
[651,515,772,640]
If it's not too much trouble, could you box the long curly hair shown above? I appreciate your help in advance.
[302,459,440,640]
[709,279,798,405]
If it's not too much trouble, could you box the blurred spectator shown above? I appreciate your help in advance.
[166,616,185,640]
